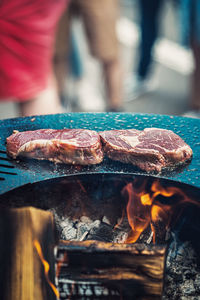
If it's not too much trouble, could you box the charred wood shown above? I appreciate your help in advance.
[56,240,167,300]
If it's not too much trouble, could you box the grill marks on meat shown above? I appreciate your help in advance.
[6,129,103,165]
[100,128,193,172]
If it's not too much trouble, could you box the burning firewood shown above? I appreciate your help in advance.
[56,240,167,299]
[0,207,58,300]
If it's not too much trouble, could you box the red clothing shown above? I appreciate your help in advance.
[0,0,67,101]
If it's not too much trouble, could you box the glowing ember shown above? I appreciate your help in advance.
[121,178,199,244]
[34,239,60,299]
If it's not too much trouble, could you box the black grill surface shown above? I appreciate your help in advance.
[0,112,199,195]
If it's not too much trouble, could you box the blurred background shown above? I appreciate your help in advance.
[0,0,198,119]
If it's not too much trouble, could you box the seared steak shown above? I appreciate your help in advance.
[100,128,193,172]
[7,129,103,165]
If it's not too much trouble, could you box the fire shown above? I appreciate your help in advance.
[121,178,199,244]
[141,193,152,206]
[34,239,60,299]
[122,180,153,243]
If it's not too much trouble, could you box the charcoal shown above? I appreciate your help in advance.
[194,275,200,292]
[44,178,200,299]
[80,216,92,224]
[182,281,196,296]
[163,239,200,299]
[87,221,114,242]
[61,227,77,241]
[113,230,128,243]
[102,216,111,225]
[76,224,90,240]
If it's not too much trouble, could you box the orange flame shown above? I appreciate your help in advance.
[34,239,60,299]
[123,181,153,243]
[122,179,199,244]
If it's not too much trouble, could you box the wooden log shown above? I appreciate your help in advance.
[56,240,167,300]
[0,207,58,300]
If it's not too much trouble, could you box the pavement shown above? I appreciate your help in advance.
[0,0,195,120]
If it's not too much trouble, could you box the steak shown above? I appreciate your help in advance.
[99,128,193,172]
[6,129,103,165]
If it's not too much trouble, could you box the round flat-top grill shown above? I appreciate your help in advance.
[0,112,200,195]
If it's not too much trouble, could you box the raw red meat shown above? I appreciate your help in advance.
[99,128,193,172]
[6,129,103,165]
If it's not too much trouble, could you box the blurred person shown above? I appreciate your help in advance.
[54,0,123,112]
[55,30,84,111]
[64,29,109,112]
[178,0,200,116]
[0,0,68,117]
[124,0,163,101]
[69,33,84,82]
